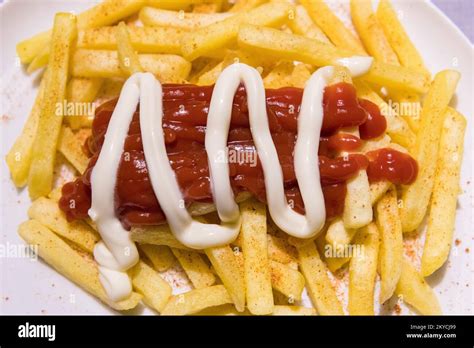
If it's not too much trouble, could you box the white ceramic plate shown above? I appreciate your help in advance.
[1,0,472,315]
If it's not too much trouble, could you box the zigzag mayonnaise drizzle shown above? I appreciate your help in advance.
[89,58,373,301]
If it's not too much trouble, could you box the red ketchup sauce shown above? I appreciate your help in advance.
[59,82,416,229]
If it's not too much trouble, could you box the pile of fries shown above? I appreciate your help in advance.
[7,0,466,315]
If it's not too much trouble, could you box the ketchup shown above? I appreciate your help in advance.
[59,82,415,228]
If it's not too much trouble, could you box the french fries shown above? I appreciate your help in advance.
[18,220,141,310]
[116,22,143,75]
[376,0,430,75]
[421,109,466,276]
[375,187,403,303]
[139,7,231,29]
[161,285,232,315]
[78,25,185,54]
[139,244,175,272]
[300,0,366,54]
[396,258,442,315]
[297,241,343,315]
[270,260,305,301]
[58,126,90,174]
[131,261,172,313]
[19,0,146,69]
[237,24,430,94]
[9,0,466,317]
[350,0,398,65]
[171,248,216,289]
[400,70,460,232]
[6,76,47,187]
[71,50,191,82]
[28,13,76,199]
[28,197,100,253]
[348,223,379,315]
[205,246,246,312]
[240,199,273,315]
[181,2,292,60]
[65,77,104,129]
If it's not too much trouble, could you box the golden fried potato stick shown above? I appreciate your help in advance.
[28,13,77,199]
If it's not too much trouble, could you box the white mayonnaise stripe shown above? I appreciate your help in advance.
[89,75,141,301]
[140,73,241,250]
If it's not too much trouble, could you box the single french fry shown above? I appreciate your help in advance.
[116,22,143,75]
[395,258,442,315]
[375,186,403,303]
[240,199,273,315]
[348,223,379,315]
[288,5,331,44]
[343,165,373,229]
[171,248,215,289]
[237,24,429,94]
[297,241,343,315]
[57,126,90,174]
[205,245,246,312]
[27,45,50,74]
[5,75,47,187]
[71,49,191,82]
[400,70,460,232]
[350,0,398,65]
[181,2,292,61]
[376,0,430,75]
[354,80,415,149]
[130,260,172,313]
[421,109,466,276]
[139,244,175,272]
[18,220,141,310]
[78,25,185,54]
[27,197,100,253]
[272,305,316,316]
[300,0,366,54]
[161,285,232,315]
[17,0,145,65]
[28,13,77,199]
[270,260,305,301]
[139,7,231,29]
[65,77,103,129]
[388,90,422,134]
[290,63,312,88]
[370,180,392,205]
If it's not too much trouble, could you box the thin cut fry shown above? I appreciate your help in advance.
[71,49,191,82]
[65,77,103,129]
[288,5,331,44]
[58,126,90,174]
[240,199,273,315]
[375,186,403,303]
[297,241,343,315]
[400,70,460,232]
[348,223,379,315]
[171,248,216,289]
[130,260,172,313]
[18,220,141,310]
[270,260,305,301]
[116,22,143,75]
[395,258,442,315]
[421,108,466,276]
[28,13,77,199]
[5,76,47,187]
